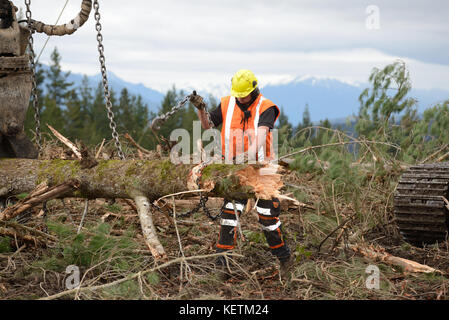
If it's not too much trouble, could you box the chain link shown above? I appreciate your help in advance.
[176,159,221,220]
[25,0,42,152]
[152,192,220,221]
[150,95,192,130]
[93,0,125,160]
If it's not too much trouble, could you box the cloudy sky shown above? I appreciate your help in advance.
[20,0,449,94]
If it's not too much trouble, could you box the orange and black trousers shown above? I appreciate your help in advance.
[216,198,290,260]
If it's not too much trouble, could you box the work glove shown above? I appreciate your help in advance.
[190,91,206,110]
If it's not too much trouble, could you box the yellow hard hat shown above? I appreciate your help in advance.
[230,69,258,98]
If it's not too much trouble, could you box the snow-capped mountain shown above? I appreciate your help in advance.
[39,64,164,111]
[42,64,449,126]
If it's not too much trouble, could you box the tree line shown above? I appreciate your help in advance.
[24,48,449,165]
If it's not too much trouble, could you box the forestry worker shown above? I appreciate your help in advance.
[190,69,294,280]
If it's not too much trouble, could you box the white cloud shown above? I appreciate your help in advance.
[20,0,449,94]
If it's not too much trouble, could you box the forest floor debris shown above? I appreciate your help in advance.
[2,139,449,300]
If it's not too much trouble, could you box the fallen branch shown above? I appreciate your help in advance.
[0,221,57,242]
[47,124,81,159]
[0,220,57,247]
[124,133,152,155]
[420,143,449,164]
[95,139,106,159]
[278,140,401,161]
[351,244,444,274]
[437,150,449,162]
[0,180,80,221]
[39,252,243,300]
[0,227,43,246]
[134,195,166,259]
[317,213,356,253]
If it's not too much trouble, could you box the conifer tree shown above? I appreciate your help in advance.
[302,103,312,128]
[355,60,416,140]
[41,47,73,134]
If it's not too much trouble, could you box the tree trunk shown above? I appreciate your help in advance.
[0,158,282,200]
[0,158,283,259]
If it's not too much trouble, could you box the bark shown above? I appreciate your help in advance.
[0,158,283,259]
[0,158,282,201]
[134,195,166,259]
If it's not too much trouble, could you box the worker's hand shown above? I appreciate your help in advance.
[190,91,206,110]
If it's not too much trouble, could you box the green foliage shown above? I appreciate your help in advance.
[355,60,417,142]
[41,47,73,134]
[146,272,160,285]
[403,100,449,161]
[105,203,122,213]
[276,106,293,155]
[102,280,140,299]
[16,193,29,200]
[243,230,266,244]
[24,47,152,149]
[42,220,140,273]
[295,245,313,261]
[320,150,364,198]
[0,237,12,253]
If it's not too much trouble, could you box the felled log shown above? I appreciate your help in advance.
[0,158,283,258]
[351,244,443,274]
[0,159,282,200]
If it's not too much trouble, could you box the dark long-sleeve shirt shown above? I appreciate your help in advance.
[209,104,279,129]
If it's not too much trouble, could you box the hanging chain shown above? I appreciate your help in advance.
[25,0,42,152]
[93,0,125,160]
[150,91,216,131]
[150,94,192,130]
[196,161,221,221]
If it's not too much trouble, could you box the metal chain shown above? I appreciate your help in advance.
[150,91,217,132]
[150,94,192,130]
[154,192,220,221]
[25,0,42,152]
[93,0,125,160]
[175,159,221,220]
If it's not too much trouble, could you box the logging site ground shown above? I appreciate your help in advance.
[2,0,449,305]
[2,130,449,301]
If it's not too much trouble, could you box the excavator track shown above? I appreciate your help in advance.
[394,162,449,246]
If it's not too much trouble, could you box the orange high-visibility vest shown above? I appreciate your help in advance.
[220,94,279,161]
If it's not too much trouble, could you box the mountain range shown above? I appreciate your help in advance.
[43,65,449,126]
